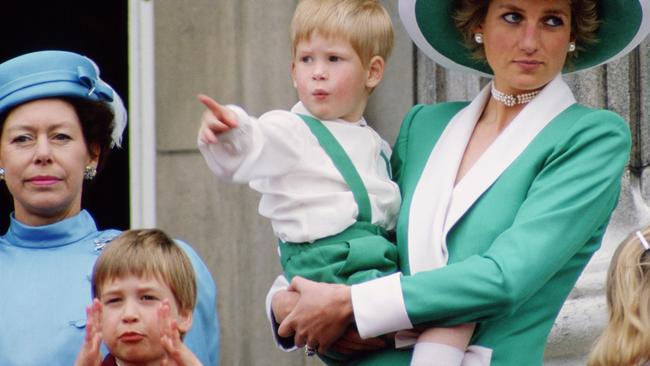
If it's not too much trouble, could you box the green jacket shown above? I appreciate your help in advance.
[351,98,630,365]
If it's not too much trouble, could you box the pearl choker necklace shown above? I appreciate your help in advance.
[490,83,540,107]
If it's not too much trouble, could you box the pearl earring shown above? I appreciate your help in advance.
[0,167,4,181]
[474,33,484,44]
[84,166,97,180]
[568,42,576,52]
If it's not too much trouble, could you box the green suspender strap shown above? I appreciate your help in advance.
[278,114,398,291]
[297,113,373,223]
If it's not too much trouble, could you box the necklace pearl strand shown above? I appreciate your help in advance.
[490,83,540,107]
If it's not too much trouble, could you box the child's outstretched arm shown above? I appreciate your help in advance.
[74,299,103,366]
[159,300,203,366]
[196,93,305,182]
[197,94,239,145]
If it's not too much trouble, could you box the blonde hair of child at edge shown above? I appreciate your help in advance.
[588,227,650,366]
[290,0,394,67]
[91,229,198,333]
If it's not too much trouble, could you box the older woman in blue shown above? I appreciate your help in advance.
[0,51,219,366]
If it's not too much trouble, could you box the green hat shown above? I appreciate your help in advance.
[399,0,650,77]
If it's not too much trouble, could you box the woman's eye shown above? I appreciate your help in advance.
[544,16,564,27]
[53,133,71,141]
[11,135,31,143]
[328,55,341,62]
[300,56,313,63]
[503,12,522,24]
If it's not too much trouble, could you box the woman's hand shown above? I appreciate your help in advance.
[74,299,103,366]
[278,276,354,354]
[331,327,390,355]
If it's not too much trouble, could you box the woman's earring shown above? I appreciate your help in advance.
[0,168,4,181]
[474,33,484,44]
[568,42,576,52]
[84,166,97,180]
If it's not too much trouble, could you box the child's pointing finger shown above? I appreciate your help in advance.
[197,94,238,129]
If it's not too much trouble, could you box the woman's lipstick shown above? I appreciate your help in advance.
[514,59,542,72]
[27,176,60,186]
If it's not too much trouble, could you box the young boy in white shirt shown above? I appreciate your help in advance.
[198,0,472,364]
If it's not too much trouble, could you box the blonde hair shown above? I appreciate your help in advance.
[290,0,394,66]
[92,229,197,315]
[588,227,650,366]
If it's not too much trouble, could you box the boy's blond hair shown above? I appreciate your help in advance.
[588,227,650,366]
[290,0,394,66]
[92,229,197,314]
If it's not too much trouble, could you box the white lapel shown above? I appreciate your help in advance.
[408,74,576,274]
[445,75,576,235]
[407,87,490,274]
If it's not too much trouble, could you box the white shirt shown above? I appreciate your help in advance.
[198,102,401,243]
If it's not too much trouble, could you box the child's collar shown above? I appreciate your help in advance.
[291,101,367,126]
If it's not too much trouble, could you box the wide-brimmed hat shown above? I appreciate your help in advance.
[399,0,650,77]
[0,50,127,147]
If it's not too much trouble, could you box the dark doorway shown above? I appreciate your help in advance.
[0,2,130,231]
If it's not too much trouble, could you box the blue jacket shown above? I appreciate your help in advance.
[0,210,220,365]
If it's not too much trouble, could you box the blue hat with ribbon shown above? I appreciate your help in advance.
[0,50,127,147]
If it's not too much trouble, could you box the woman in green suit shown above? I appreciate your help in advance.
[269,0,650,365]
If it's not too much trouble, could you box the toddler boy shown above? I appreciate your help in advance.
[198,0,473,364]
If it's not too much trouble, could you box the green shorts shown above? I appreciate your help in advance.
[279,221,398,285]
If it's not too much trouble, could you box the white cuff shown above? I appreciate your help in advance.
[196,105,255,182]
[264,275,297,351]
[351,272,412,338]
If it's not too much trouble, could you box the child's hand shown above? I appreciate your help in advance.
[197,94,239,145]
[74,299,103,366]
[331,326,388,355]
[159,300,203,366]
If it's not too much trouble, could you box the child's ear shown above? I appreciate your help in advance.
[365,56,385,89]
[290,61,298,89]
[176,308,193,334]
